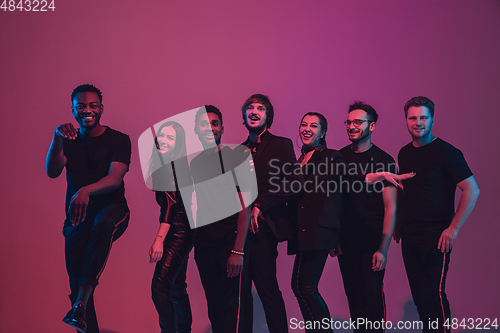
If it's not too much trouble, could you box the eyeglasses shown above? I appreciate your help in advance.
[344,119,371,127]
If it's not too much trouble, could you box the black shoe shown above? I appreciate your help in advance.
[62,302,87,333]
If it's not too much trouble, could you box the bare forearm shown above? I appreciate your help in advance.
[449,186,480,232]
[154,222,171,242]
[379,206,396,253]
[365,172,386,184]
[46,132,66,178]
[437,177,479,252]
[82,174,123,196]
[80,162,128,196]
[233,207,250,252]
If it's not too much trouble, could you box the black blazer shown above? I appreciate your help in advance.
[288,148,345,254]
[240,131,303,241]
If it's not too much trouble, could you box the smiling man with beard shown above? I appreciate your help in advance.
[397,96,480,333]
[238,94,303,333]
[337,101,398,333]
[46,84,131,333]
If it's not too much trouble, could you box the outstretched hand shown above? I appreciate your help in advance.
[379,172,415,189]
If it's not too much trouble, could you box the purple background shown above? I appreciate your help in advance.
[0,1,498,332]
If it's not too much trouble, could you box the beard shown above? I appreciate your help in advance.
[348,129,369,143]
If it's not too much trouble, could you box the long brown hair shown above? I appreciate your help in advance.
[147,121,191,191]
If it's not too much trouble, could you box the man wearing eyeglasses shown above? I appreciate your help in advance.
[46,84,131,333]
[336,101,398,332]
[396,96,479,333]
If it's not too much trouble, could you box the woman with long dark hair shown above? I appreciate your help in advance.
[289,112,342,333]
[147,121,194,333]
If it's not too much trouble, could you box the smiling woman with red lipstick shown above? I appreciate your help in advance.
[288,112,345,333]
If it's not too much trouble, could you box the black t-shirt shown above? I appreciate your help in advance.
[63,126,131,214]
[339,144,397,234]
[190,146,246,247]
[398,138,472,231]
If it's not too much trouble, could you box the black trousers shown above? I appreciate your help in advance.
[63,204,129,333]
[249,220,288,333]
[402,234,451,333]
[151,217,195,333]
[338,248,386,333]
[292,250,332,333]
[195,240,252,333]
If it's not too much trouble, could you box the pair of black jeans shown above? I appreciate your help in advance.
[338,249,386,333]
[249,220,289,333]
[402,233,451,333]
[63,204,130,333]
[292,250,332,333]
[195,240,252,333]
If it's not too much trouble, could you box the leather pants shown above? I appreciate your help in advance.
[151,208,195,333]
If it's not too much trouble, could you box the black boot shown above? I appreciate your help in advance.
[63,302,87,333]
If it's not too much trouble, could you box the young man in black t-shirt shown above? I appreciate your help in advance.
[191,105,252,333]
[338,101,398,332]
[46,84,131,333]
[397,96,480,333]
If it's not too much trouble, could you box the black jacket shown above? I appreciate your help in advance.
[288,148,344,254]
[240,131,303,241]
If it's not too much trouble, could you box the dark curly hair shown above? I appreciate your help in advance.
[71,84,103,103]
[241,94,274,129]
[348,101,378,123]
[195,105,223,126]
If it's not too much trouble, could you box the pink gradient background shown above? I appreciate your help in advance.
[1,1,499,332]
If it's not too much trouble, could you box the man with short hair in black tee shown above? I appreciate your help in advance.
[397,96,480,333]
[338,101,398,332]
[46,84,131,333]
[190,105,252,333]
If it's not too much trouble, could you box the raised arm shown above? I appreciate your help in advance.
[46,123,78,178]
[365,171,415,188]
[437,175,480,252]
[372,186,397,271]
[69,161,129,225]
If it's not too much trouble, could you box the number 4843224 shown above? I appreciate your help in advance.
[1,0,55,11]
[444,318,498,330]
